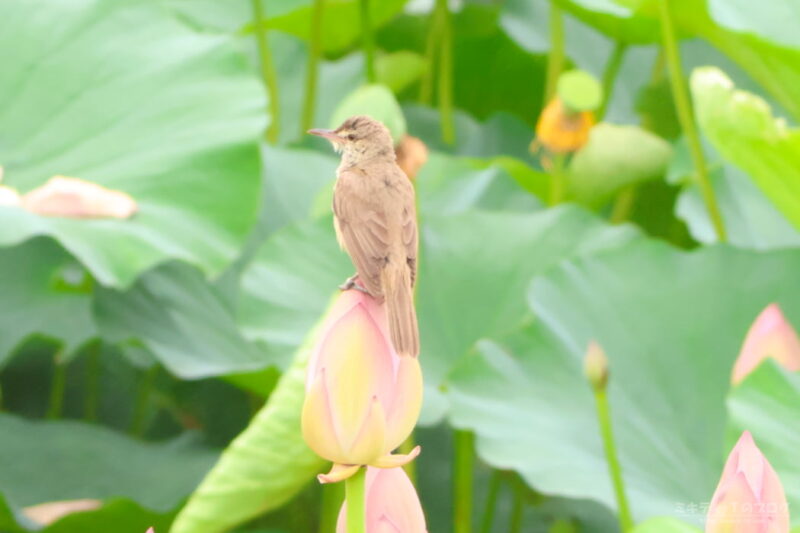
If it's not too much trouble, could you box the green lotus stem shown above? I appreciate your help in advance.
[83,344,101,422]
[479,470,503,533]
[129,366,158,437]
[453,430,474,533]
[544,2,565,104]
[437,0,455,144]
[46,350,66,419]
[509,485,525,533]
[250,0,280,143]
[418,3,443,104]
[593,388,634,531]
[318,481,345,533]
[598,42,627,120]
[346,466,367,533]
[359,0,376,82]
[610,186,636,223]
[302,0,325,132]
[657,0,726,242]
[549,153,567,205]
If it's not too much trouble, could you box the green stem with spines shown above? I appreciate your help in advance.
[594,388,634,531]
[454,430,474,533]
[129,366,158,436]
[479,470,503,533]
[345,466,367,533]
[83,344,101,422]
[251,0,280,143]
[302,0,325,132]
[359,0,375,82]
[46,350,66,419]
[436,0,454,144]
[598,42,627,120]
[509,485,525,533]
[544,2,565,104]
[657,0,726,241]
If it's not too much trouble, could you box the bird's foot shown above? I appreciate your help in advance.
[339,275,369,295]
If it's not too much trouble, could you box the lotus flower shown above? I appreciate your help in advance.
[732,304,800,385]
[336,467,427,533]
[706,431,789,532]
[302,290,422,483]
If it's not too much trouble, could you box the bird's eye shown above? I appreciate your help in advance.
[347,134,356,140]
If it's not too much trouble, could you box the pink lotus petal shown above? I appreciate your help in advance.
[732,304,800,385]
[337,467,427,533]
[706,431,789,532]
[22,175,137,219]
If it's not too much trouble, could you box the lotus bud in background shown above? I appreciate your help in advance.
[731,303,800,385]
[584,341,609,392]
[395,135,428,181]
[336,467,427,533]
[22,175,137,219]
[302,290,423,483]
[706,431,789,532]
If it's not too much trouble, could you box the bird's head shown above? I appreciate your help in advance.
[308,115,395,165]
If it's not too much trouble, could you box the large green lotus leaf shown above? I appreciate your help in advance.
[170,305,326,533]
[726,361,800,522]
[0,239,95,365]
[165,0,407,53]
[239,207,640,423]
[691,67,800,230]
[259,144,338,234]
[707,0,800,49]
[449,241,800,524]
[417,153,542,214]
[403,106,537,162]
[632,517,702,533]
[94,262,269,380]
[676,162,800,250]
[0,0,264,287]
[0,414,217,512]
[39,500,172,533]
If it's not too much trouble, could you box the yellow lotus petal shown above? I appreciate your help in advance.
[302,369,347,464]
[384,356,423,451]
[318,463,361,484]
[346,396,387,465]
[322,302,393,451]
[372,445,421,469]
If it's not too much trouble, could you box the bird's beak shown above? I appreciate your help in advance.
[307,128,342,142]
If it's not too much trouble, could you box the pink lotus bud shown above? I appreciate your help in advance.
[22,175,137,219]
[706,431,789,532]
[732,304,800,385]
[302,290,422,483]
[336,467,427,533]
[146,529,155,533]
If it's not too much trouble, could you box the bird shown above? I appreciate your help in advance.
[308,115,419,358]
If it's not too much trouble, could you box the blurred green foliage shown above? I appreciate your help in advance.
[0,0,799,532]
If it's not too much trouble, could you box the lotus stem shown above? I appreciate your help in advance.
[454,430,474,533]
[250,0,280,143]
[345,466,367,533]
[657,0,726,241]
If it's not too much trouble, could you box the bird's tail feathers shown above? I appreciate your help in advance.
[382,266,419,357]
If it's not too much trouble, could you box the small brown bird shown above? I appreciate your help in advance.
[309,116,419,357]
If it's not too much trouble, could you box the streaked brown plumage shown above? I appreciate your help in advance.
[309,116,419,357]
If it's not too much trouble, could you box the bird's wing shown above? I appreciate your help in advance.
[400,177,418,287]
[333,169,391,296]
